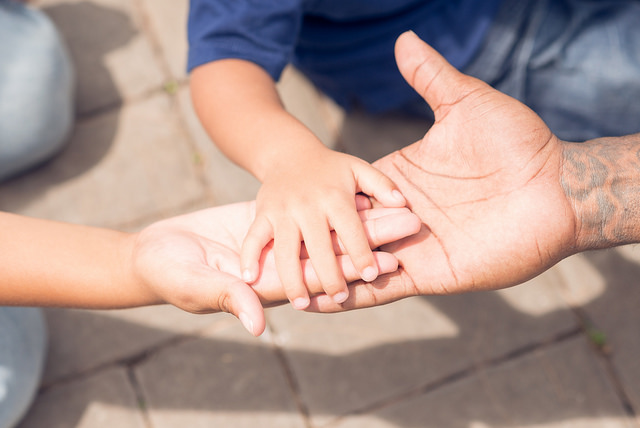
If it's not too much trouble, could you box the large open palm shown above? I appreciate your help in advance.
[311,31,579,311]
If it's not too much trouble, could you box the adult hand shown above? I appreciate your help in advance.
[130,200,420,335]
[309,31,579,311]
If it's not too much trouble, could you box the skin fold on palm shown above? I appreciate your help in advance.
[309,31,580,311]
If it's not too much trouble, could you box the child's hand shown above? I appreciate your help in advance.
[240,146,406,309]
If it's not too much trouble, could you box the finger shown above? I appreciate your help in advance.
[354,163,406,208]
[301,219,349,304]
[218,277,267,336]
[357,206,412,221]
[306,270,418,313]
[395,31,476,116]
[273,224,309,310]
[355,194,373,211]
[182,265,267,336]
[300,252,399,295]
[360,211,422,250]
[240,216,273,283]
[299,210,421,258]
[331,208,379,283]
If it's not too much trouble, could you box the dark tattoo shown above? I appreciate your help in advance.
[561,136,640,249]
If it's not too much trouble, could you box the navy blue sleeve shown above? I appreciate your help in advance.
[187,0,303,80]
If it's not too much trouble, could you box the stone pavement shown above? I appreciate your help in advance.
[3,0,640,427]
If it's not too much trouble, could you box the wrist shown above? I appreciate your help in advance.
[120,231,164,307]
[561,136,640,251]
[259,141,330,182]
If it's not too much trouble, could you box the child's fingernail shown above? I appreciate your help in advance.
[333,291,348,304]
[239,312,255,336]
[362,266,378,282]
[242,269,253,283]
[293,297,310,310]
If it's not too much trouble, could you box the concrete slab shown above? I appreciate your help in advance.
[267,267,578,426]
[0,93,205,228]
[332,337,633,428]
[39,0,166,115]
[41,306,230,385]
[138,0,189,80]
[573,246,640,416]
[17,368,146,428]
[135,321,306,428]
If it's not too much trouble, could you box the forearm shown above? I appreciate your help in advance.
[190,59,326,180]
[0,213,155,308]
[561,133,640,251]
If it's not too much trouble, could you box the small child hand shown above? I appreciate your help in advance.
[240,146,406,309]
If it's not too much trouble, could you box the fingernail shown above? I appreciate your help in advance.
[293,297,310,310]
[239,312,254,336]
[361,266,378,282]
[333,291,348,304]
[242,269,253,283]
[391,190,405,203]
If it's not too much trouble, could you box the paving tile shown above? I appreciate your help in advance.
[571,246,640,414]
[332,337,633,428]
[267,267,578,426]
[138,0,189,80]
[39,0,166,115]
[135,320,306,428]
[17,367,145,428]
[41,306,230,385]
[0,93,205,228]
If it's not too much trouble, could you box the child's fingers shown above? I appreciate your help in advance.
[331,208,379,283]
[300,217,349,304]
[299,209,421,259]
[355,164,406,207]
[300,252,399,295]
[240,216,274,283]
[273,223,310,310]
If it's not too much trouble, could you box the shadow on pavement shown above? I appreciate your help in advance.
[19,248,640,427]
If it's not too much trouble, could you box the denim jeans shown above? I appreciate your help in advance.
[0,0,74,182]
[464,0,640,142]
[0,308,47,428]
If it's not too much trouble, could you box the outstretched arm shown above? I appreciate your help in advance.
[309,31,640,312]
[0,201,420,335]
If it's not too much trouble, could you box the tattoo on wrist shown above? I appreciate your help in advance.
[561,137,640,249]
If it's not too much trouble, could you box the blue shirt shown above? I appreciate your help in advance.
[188,0,502,113]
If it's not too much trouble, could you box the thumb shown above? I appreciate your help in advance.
[221,279,267,337]
[395,31,476,117]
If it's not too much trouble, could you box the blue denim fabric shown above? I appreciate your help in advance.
[0,0,74,182]
[0,308,47,428]
[464,0,640,142]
